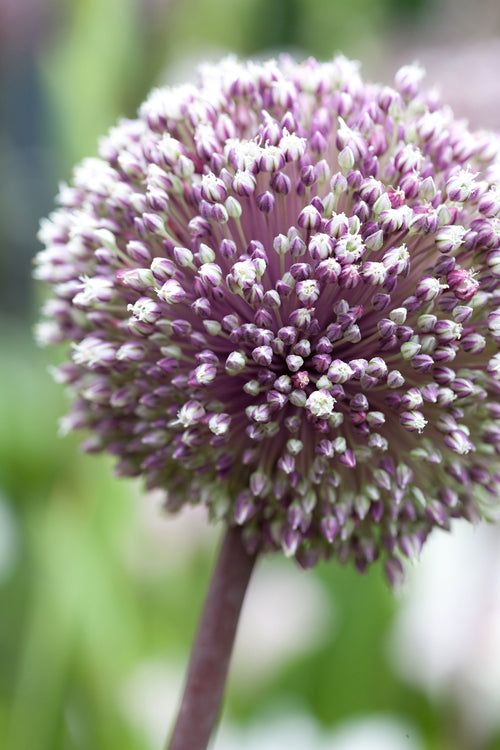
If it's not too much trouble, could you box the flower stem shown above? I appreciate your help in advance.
[166,525,257,750]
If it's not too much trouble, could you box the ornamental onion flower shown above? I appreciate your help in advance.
[35,55,500,749]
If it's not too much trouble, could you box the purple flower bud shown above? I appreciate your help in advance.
[256,191,275,214]
[298,205,322,230]
[447,268,479,301]
[321,516,339,543]
[252,345,273,366]
[461,332,486,354]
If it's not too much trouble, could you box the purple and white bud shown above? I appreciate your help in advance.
[270,171,291,195]
[151,257,177,282]
[198,262,223,287]
[336,118,367,161]
[157,279,187,304]
[273,234,290,256]
[461,332,486,354]
[127,297,162,323]
[208,413,231,436]
[233,492,255,525]
[435,224,466,253]
[479,187,500,217]
[306,390,336,419]
[116,341,147,362]
[231,259,257,289]
[289,234,306,257]
[173,246,194,267]
[225,196,242,219]
[291,371,310,390]
[446,169,479,202]
[321,516,339,543]
[200,173,228,202]
[286,354,304,373]
[361,262,387,285]
[445,430,474,455]
[401,388,424,410]
[73,276,115,307]
[382,244,409,275]
[252,346,273,366]
[232,170,256,196]
[116,267,156,291]
[298,205,322,230]
[175,400,205,427]
[34,321,66,347]
[395,63,425,98]
[292,338,311,358]
[190,363,217,386]
[372,192,391,217]
[317,258,341,283]
[416,277,445,301]
[330,212,349,238]
[255,190,276,214]
[308,233,333,260]
[279,131,307,161]
[72,337,117,368]
[258,145,285,172]
[387,370,405,388]
[434,319,462,342]
[447,269,479,301]
[338,146,355,174]
[296,279,320,304]
[224,350,246,375]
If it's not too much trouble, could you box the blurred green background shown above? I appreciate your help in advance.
[2,1,500,748]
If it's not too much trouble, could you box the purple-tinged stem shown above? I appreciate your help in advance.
[166,525,257,750]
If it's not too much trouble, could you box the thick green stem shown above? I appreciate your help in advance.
[166,525,257,750]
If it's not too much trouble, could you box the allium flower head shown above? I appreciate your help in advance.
[35,56,500,581]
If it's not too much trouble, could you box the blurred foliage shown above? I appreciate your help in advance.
[39,0,401,172]
[2,0,500,749]
[41,0,145,171]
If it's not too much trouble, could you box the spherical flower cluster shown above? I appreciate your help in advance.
[35,56,500,581]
